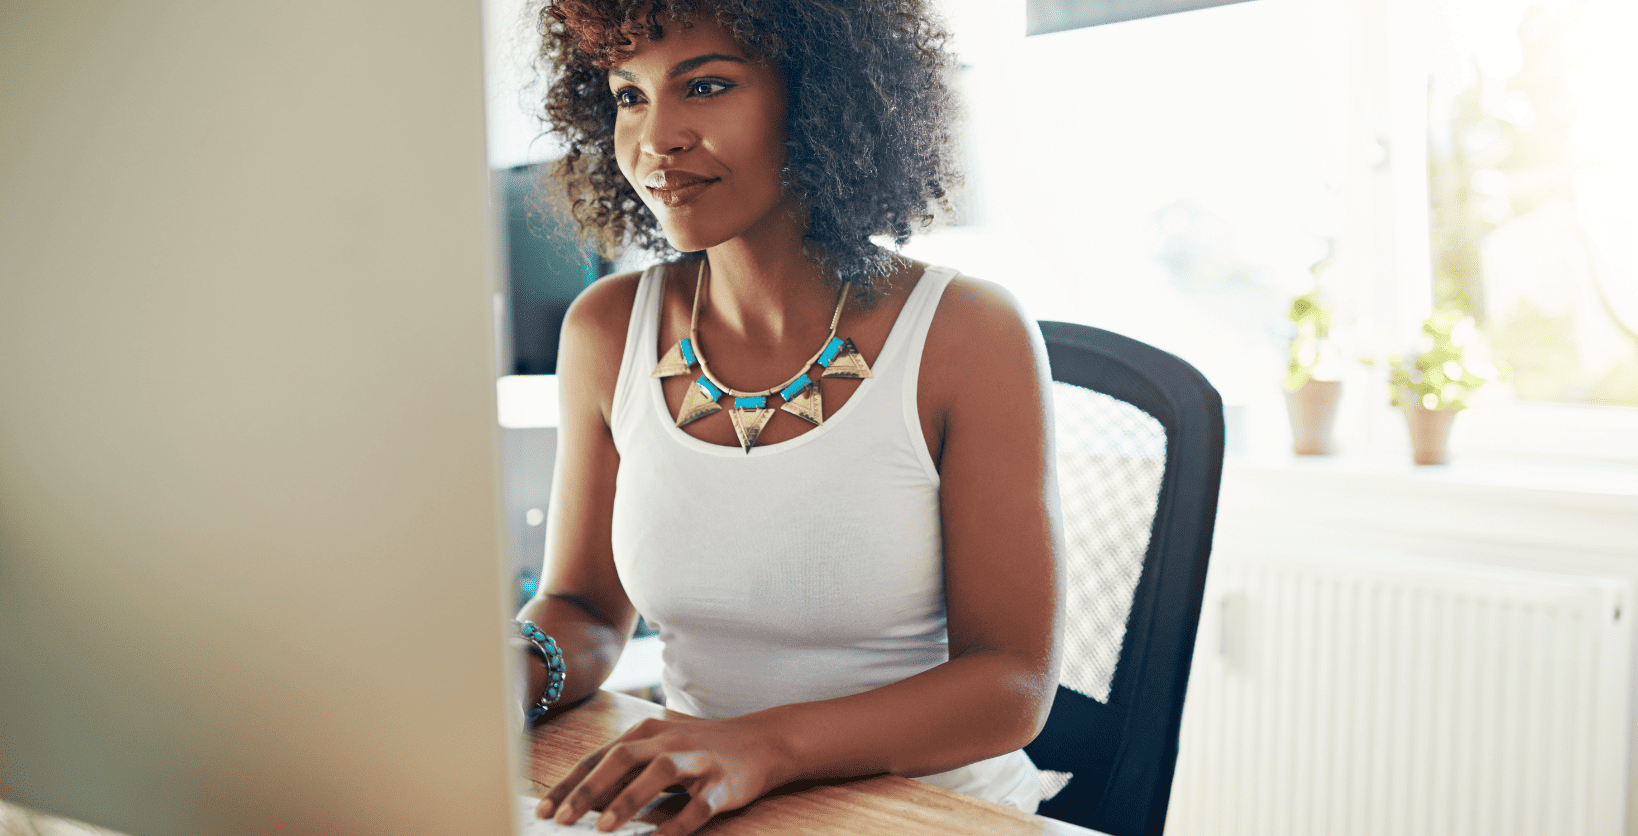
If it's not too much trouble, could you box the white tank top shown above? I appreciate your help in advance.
[608,263,1041,812]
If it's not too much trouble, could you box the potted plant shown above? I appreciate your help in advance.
[1283,288,1345,455]
[1389,307,1504,464]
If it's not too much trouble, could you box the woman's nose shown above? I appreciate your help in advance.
[637,100,696,157]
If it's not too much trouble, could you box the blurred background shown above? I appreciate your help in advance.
[482,0,1638,833]
[484,0,1637,463]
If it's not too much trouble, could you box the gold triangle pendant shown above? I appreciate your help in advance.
[675,378,723,427]
[729,406,776,452]
[652,338,695,378]
[820,338,872,380]
[780,384,823,425]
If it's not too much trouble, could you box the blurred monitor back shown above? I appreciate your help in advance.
[0,4,520,835]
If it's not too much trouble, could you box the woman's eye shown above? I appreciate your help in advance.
[687,79,731,97]
[613,89,643,109]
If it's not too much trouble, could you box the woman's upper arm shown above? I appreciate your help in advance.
[538,271,642,635]
[925,278,1064,694]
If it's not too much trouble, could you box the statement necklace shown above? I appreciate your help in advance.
[652,259,872,452]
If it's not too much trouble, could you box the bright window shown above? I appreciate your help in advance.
[1429,0,1638,409]
[907,0,1638,465]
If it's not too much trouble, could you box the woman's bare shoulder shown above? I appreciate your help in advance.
[557,267,652,417]
[920,271,1049,419]
[562,268,646,346]
[927,273,1041,361]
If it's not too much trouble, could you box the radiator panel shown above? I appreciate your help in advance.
[1165,551,1630,836]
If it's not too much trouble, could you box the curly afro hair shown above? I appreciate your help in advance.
[532,0,963,295]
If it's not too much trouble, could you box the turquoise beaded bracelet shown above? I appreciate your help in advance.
[516,620,565,720]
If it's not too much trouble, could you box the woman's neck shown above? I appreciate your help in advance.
[698,205,842,344]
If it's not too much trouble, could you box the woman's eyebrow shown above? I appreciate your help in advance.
[609,52,746,83]
[667,53,745,78]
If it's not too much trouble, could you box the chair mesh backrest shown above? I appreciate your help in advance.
[1027,321,1223,836]
[1053,382,1166,703]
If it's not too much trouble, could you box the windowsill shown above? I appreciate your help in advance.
[1216,450,1638,567]
[1226,448,1638,502]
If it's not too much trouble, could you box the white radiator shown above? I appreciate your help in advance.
[1165,549,1632,836]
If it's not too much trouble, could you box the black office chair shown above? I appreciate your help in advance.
[1025,321,1225,836]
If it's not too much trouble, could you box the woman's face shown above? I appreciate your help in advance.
[608,15,791,253]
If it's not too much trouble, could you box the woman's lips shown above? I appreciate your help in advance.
[649,178,717,208]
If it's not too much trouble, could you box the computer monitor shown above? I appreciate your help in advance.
[1,4,522,835]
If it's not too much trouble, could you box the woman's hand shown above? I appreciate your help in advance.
[536,715,792,836]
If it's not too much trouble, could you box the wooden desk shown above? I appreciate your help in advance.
[523,690,1105,836]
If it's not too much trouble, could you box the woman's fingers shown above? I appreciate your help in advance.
[552,738,656,825]
[534,717,765,835]
[655,790,722,836]
[537,740,619,819]
[536,764,584,817]
[595,752,701,831]
[537,742,614,819]
[539,720,673,820]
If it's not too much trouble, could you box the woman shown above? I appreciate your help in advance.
[515,2,1065,833]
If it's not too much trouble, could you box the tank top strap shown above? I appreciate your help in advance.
[886,264,958,485]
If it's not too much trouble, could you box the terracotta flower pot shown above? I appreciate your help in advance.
[1403,406,1459,465]
[1285,379,1343,455]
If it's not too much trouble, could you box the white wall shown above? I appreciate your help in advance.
[895,0,1356,459]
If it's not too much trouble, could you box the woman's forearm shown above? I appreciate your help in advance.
[753,650,1055,785]
[515,592,631,715]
